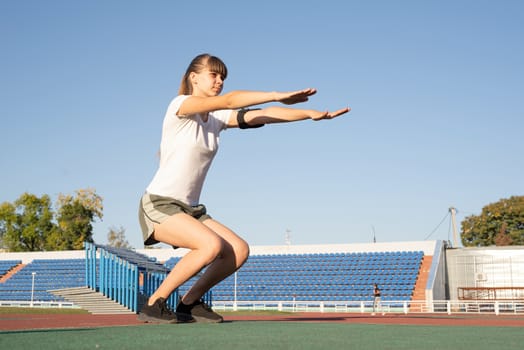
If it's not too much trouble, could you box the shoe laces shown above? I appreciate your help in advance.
[158,298,175,316]
[194,299,212,311]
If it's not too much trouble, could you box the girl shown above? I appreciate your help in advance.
[138,53,350,323]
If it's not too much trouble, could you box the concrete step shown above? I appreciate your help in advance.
[50,287,135,315]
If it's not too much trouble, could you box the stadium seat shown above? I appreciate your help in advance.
[0,259,86,302]
[167,250,424,303]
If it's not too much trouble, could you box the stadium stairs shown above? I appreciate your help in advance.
[411,255,432,300]
[410,255,432,312]
[0,263,25,283]
[49,287,135,315]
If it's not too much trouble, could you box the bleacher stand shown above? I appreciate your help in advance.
[165,250,424,305]
[0,259,85,302]
[1,247,424,310]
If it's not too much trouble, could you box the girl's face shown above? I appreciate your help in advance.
[191,68,224,97]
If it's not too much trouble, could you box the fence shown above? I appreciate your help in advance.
[0,300,79,309]
[458,287,524,301]
[85,242,178,313]
[210,299,524,315]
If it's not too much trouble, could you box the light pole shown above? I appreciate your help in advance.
[450,207,460,247]
[30,272,36,307]
[233,271,238,311]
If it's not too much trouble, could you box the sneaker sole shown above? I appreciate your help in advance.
[192,315,224,323]
[175,312,196,324]
[137,313,178,324]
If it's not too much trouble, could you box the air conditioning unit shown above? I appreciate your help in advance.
[475,272,487,281]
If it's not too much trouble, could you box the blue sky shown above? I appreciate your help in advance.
[1,0,523,249]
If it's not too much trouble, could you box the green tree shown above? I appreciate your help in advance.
[46,188,103,250]
[107,225,132,249]
[461,196,524,247]
[0,202,15,249]
[0,193,57,251]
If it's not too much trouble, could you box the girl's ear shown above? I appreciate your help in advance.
[190,72,198,85]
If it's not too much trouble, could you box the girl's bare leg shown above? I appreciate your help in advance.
[181,218,249,304]
[146,213,223,305]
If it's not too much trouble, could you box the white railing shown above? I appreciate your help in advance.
[0,300,80,309]
[211,299,524,315]
[2,299,523,315]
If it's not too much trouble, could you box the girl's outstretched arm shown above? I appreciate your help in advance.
[177,89,317,116]
[228,106,351,129]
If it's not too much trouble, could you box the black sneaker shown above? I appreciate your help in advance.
[176,299,223,323]
[138,297,194,324]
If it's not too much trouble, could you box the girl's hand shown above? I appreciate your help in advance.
[311,107,351,121]
[277,88,317,105]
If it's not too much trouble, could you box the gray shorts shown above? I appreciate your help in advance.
[138,193,212,246]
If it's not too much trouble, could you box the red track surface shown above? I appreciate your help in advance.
[2,312,524,331]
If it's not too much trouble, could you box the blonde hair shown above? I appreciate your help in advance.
[178,54,228,95]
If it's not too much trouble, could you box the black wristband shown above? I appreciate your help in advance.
[237,108,265,129]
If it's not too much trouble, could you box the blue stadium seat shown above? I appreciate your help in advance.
[0,260,22,276]
[0,259,86,302]
[166,250,424,303]
[0,249,424,304]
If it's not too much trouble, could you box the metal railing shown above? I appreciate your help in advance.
[84,242,212,313]
[85,242,174,312]
[211,299,524,315]
[0,300,79,309]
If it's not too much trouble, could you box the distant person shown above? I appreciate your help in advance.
[372,283,384,315]
[138,53,351,323]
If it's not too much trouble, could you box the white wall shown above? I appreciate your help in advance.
[136,240,437,262]
[0,250,85,264]
[0,241,438,264]
[446,246,524,301]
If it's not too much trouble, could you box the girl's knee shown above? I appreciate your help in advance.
[235,240,250,267]
[202,236,223,264]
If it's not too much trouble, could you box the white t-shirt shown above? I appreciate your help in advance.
[146,95,232,205]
